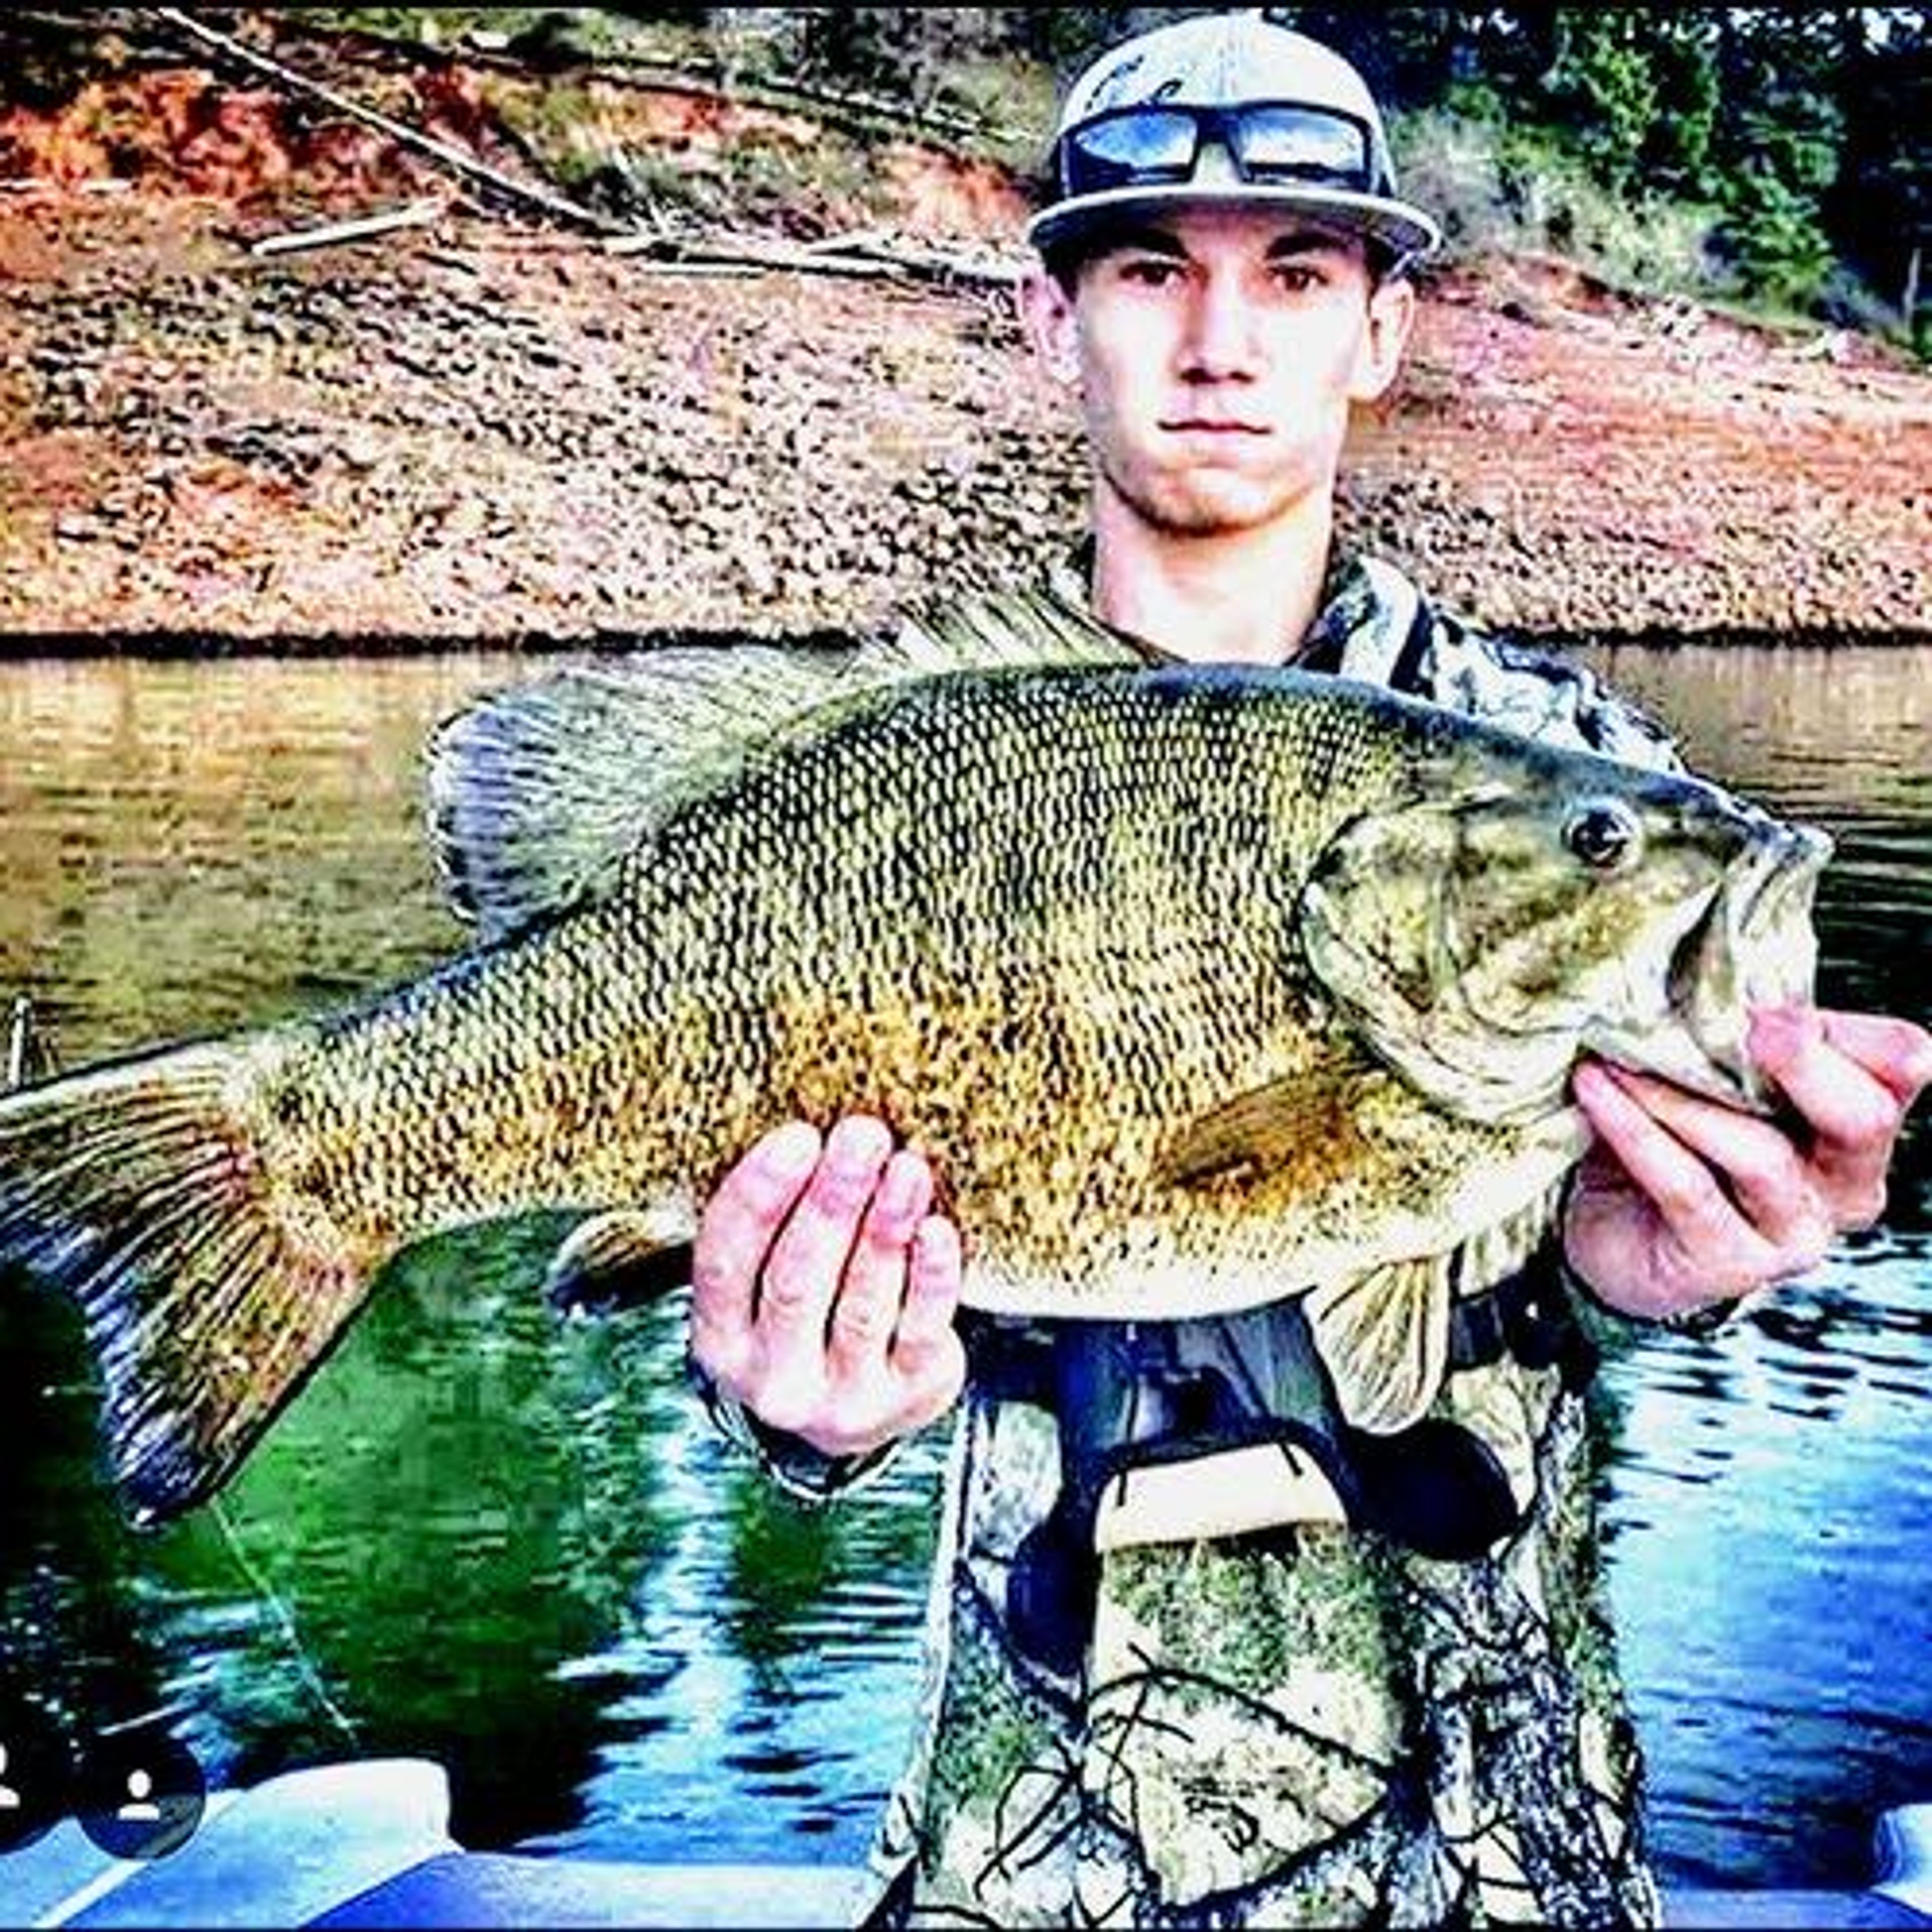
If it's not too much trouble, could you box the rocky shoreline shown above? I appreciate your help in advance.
[3,187,1927,651]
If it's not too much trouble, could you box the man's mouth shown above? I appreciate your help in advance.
[1162,419,1268,436]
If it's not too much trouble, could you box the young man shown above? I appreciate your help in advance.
[687,15,1932,1926]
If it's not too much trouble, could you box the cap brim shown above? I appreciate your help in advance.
[1025,182,1441,266]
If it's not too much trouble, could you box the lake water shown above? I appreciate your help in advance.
[0,643,1925,1894]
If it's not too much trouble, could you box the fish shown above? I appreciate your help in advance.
[0,591,1828,1524]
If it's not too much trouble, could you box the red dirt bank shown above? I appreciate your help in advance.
[1,64,1926,646]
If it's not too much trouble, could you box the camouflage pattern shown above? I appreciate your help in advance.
[720,552,1683,1928]
[866,1337,1655,1928]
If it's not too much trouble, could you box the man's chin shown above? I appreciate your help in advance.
[1139,490,1292,539]
[1103,458,1308,539]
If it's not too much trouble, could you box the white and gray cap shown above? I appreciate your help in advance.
[1026,10,1440,269]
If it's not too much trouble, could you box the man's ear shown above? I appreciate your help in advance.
[1019,265,1082,390]
[1351,274,1416,405]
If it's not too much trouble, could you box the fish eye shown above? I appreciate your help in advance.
[1564,800,1641,870]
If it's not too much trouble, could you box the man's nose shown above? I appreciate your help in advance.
[1179,270,1262,381]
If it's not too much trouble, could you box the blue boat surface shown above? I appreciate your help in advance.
[3,1756,1927,1929]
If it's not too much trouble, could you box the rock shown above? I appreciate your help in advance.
[2,190,1927,644]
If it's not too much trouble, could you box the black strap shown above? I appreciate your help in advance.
[971,1245,1594,1411]
[985,1248,1596,1673]
[1451,1247,1599,1391]
[1387,587,1435,695]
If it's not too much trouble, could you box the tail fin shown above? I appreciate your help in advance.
[0,1038,370,1525]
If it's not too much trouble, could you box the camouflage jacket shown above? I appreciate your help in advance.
[704,551,1684,1929]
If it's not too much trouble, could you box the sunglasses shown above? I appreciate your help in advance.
[1057,101,1382,201]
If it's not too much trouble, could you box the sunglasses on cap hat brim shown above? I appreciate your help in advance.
[1056,101,1386,201]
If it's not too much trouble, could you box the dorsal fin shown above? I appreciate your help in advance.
[424,645,845,943]
[863,587,1157,677]
[426,592,1150,944]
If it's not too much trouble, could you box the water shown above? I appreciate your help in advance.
[0,643,1925,1893]
[1582,642,1932,1891]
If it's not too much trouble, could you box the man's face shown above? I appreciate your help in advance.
[1023,205,1414,540]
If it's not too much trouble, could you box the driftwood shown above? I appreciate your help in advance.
[249,197,446,259]
[110,11,1023,290]
[303,15,1027,152]
[618,261,771,281]
[142,7,623,235]
[1,177,134,194]
[823,231,1023,290]
[604,230,901,280]
[604,227,1021,291]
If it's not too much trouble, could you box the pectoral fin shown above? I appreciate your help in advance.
[1303,1255,1453,1435]
[546,1206,696,1320]
[1154,1049,1376,1187]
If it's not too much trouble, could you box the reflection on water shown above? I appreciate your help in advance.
[0,644,1926,1891]
[0,655,517,1050]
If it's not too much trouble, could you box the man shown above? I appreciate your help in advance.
[686,14,1931,1926]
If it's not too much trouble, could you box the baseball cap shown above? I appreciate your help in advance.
[1026,11,1441,270]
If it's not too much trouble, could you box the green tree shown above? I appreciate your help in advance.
[1824,6,1928,325]
[1709,6,1847,308]
[1006,9,1201,84]
[1637,12,1722,198]
[1536,8,1662,198]
[1282,7,1474,106]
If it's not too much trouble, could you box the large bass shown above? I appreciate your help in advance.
[0,595,1826,1521]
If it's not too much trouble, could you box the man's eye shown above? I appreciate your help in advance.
[1120,258,1181,286]
[1271,266,1323,295]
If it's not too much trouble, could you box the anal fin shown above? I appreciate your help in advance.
[546,1205,696,1320]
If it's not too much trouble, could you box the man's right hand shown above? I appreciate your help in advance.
[689,1114,967,1461]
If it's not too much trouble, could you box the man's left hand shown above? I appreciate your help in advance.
[1564,1004,1932,1322]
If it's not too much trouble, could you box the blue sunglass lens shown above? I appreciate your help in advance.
[1233,107,1371,184]
[1064,110,1199,190]
[1061,105,1374,198]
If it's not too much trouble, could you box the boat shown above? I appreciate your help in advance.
[4,1755,1928,1929]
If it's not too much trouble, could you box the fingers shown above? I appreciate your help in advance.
[759,1115,895,1351]
[1751,1006,1931,1224]
[1571,997,1929,1309]
[689,1113,967,1457]
[1814,1008,1932,1106]
[689,1118,823,1383]
[819,1205,967,1451]
[826,1148,935,1374]
[1572,1063,1824,1292]
[1752,1006,1905,1144]
[892,1214,967,1403]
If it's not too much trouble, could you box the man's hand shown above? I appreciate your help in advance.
[689,1114,967,1461]
[1565,1004,1932,1321]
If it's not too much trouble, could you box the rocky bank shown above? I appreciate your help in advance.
[1,61,1927,649]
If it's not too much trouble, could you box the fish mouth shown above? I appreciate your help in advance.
[1590,817,1832,1112]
